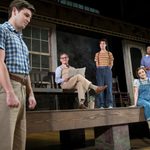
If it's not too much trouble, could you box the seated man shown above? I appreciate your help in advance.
[55,53,107,109]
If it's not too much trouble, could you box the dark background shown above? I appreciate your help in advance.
[71,0,150,28]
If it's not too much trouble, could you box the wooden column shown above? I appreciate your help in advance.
[95,125,130,150]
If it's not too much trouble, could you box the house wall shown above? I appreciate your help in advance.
[0,0,149,96]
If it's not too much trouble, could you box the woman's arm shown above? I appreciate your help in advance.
[133,86,139,106]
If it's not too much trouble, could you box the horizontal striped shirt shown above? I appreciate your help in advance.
[0,22,30,75]
[94,50,114,67]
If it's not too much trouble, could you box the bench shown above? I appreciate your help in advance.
[26,107,146,150]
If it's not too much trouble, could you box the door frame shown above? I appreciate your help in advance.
[122,40,146,103]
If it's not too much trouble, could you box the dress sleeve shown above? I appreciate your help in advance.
[133,79,140,87]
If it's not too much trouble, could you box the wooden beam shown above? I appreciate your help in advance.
[26,107,145,133]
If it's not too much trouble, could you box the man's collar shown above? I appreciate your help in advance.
[5,21,22,35]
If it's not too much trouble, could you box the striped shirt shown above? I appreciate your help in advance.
[94,50,114,67]
[0,22,30,75]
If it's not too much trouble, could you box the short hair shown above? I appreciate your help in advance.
[8,0,35,18]
[136,67,146,78]
[59,53,69,58]
[99,38,108,46]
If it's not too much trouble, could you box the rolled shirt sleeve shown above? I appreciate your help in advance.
[0,25,6,50]
[55,66,64,84]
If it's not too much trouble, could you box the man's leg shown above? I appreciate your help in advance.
[105,68,113,107]
[96,68,105,108]
[13,84,26,150]
[75,82,87,108]
[61,74,91,90]
[0,81,20,150]
[0,93,14,150]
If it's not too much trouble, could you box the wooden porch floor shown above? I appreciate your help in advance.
[26,130,150,150]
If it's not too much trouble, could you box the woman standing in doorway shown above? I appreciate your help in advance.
[94,38,114,108]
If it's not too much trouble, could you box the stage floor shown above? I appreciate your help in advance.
[26,130,150,150]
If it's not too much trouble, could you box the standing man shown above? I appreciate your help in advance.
[55,53,107,109]
[94,38,114,108]
[141,46,150,78]
[0,0,36,150]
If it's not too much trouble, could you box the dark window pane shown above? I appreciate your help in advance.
[130,47,142,78]
[32,27,40,39]
[32,54,40,68]
[32,39,40,52]
[41,55,49,68]
[23,26,31,37]
[41,68,49,72]
[41,41,48,53]
[41,29,48,40]
[29,53,31,64]
[31,68,40,72]
[23,38,31,50]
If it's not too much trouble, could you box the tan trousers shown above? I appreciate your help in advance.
[0,80,26,150]
[61,74,91,104]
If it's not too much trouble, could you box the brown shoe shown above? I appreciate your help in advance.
[95,85,107,94]
[79,104,87,109]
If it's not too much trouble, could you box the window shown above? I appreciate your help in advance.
[23,26,50,72]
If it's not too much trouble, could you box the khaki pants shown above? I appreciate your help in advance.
[0,80,26,150]
[61,74,91,104]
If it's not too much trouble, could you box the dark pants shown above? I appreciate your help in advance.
[96,66,113,108]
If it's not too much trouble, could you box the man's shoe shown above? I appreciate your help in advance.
[79,104,87,109]
[95,85,107,94]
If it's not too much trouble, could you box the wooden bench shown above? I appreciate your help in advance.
[27,107,146,150]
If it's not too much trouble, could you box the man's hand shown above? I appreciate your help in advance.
[28,95,36,109]
[6,91,20,107]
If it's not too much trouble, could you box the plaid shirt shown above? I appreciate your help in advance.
[0,22,30,75]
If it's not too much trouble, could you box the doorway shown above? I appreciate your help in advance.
[122,40,146,102]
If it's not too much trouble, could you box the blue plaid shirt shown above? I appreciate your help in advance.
[0,22,30,75]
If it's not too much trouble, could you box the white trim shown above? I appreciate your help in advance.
[122,40,146,103]
[50,25,58,72]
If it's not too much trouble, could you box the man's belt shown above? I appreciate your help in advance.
[9,73,28,86]
[9,73,30,97]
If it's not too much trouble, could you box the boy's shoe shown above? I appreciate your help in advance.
[108,106,113,108]
[99,106,104,109]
